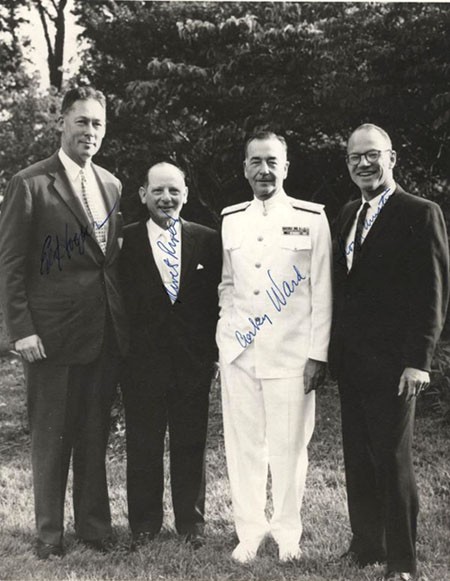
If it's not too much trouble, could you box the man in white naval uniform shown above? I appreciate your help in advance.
[216,131,332,563]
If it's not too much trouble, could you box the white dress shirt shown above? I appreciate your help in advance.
[147,217,182,302]
[346,186,394,270]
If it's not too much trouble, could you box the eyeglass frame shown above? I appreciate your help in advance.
[345,149,393,166]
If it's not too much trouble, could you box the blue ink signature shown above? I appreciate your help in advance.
[338,188,392,263]
[156,212,180,301]
[234,264,306,347]
[39,201,118,275]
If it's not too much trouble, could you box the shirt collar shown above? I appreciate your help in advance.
[147,216,181,240]
[362,184,395,209]
[252,189,290,211]
[58,148,92,181]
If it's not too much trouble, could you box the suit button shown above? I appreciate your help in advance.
[257,236,263,242]
[255,263,261,268]
[253,290,260,295]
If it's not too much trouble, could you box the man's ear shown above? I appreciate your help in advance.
[389,150,397,169]
[284,160,290,179]
[243,160,248,179]
[57,116,64,133]
[138,186,146,204]
[183,187,189,204]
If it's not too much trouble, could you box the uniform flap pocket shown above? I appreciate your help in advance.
[280,235,312,250]
[223,233,244,251]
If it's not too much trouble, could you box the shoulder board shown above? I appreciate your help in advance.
[289,197,324,215]
[221,201,251,217]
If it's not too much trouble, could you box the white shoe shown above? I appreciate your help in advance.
[231,541,259,563]
[279,542,302,562]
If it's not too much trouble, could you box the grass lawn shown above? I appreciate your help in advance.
[0,353,449,581]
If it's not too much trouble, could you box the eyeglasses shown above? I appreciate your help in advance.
[346,149,392,166]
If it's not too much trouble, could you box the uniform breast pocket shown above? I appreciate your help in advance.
[280,236,312,252]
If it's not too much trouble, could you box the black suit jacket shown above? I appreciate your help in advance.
[120,219,222,383]
[0,152,128,364]
[329,185,449,377]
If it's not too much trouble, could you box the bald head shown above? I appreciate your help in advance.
[139,162,188,229]
[346,123,397,200]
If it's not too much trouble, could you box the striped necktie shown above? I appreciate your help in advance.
[80,170,107,253]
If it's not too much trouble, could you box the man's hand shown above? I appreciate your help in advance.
[398,367,430,402]
[304,358,327,394]
[14,335,47,363]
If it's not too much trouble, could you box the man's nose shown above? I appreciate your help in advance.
[161,188,171,201]
[358,154,371,167]
[259,161,270,173]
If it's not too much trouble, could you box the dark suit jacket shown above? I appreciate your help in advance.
[120,219,221,383]
[0,152,128,364]
[329,185,449,377]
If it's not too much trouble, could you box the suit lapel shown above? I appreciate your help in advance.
[136,221,173,304]
[92,164,119,256]
[49,154,91,229]
[180,220,197,293]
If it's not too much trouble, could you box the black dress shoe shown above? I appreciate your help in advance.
[183,531,205,550]
[130,531,156,552]
[340,549,386,568]
[36,540,64,560]
[80,537,115,553]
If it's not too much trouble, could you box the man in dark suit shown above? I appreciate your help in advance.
[329,123,449,581]
[0,87,128,559]
[120,162,221,550]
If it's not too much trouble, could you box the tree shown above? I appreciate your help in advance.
[47,2,450,226]
[32,0,68,91]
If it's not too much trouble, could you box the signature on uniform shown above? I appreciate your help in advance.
[39,201,117,275]
[235,264,306,348]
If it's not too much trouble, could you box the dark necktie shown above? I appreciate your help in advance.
[352,201,370,268]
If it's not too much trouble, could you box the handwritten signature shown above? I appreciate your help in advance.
[156,213,180,301]
[338,187,392,262]
[235,265,306,348]
[39,201,117,275]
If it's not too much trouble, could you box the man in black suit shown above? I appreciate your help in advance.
[120,162,221,550]
[329,124,449,581]
[0,87,128,559]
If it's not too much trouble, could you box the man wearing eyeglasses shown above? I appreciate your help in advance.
[329,124,449,580]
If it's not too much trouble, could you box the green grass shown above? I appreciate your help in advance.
[0,353,449,581]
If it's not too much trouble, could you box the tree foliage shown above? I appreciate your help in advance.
[70,1,450,225]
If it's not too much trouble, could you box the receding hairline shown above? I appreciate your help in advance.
[244,131,288,158]
[348,123,393,150]
[144,162,186,187]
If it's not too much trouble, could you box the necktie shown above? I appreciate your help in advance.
[352,201,370,268]
[158,227,180,303]
[80,170,107,253]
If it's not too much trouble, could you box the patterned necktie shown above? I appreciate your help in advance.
[80,170,107,253]
[352,201,370,268]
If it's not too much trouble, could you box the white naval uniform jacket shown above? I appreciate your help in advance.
[216,191,332,378]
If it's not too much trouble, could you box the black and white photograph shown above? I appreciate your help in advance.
[0,1,449,580]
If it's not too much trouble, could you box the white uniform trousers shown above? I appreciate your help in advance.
[220,346,315,546]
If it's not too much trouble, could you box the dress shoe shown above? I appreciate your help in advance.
[382,572,413,581]
[183,531,205,550]
[231,541,260,563]
[36,540,64,560]
[278,542,302,562]
[80,537,115,553]
[130,531,156,552]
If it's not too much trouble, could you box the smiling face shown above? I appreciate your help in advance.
[347,128,397,200]
[139,163,188,229]
[59,98,106,167]
[244,137,289,201]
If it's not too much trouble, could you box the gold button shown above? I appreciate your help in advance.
[253,290,260,295]
[255,263,261,268]
[257,236,263,242]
